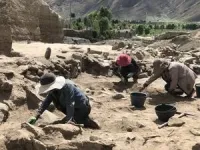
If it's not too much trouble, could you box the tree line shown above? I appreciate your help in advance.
[69,7,200,38]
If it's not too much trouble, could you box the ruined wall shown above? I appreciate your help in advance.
[39,4,64,43]
[1,0,64,43]
[0,0,12,55]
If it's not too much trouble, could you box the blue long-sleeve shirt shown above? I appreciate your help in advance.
[37,81,88,122]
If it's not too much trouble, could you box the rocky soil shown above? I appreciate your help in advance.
[0,31,200,150]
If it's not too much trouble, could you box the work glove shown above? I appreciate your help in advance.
[28,116,37,125]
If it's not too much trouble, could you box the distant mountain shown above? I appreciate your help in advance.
[44,0,200,22]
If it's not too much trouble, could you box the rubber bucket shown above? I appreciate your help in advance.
[195,84,200,98]
[155,104,177,122]
[130,92,146,108]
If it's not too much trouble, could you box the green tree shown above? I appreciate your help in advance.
[154,24,160,29]
[166,24,176,29]
[70,13,76,18]
[99,7,112,20]
[136,25,144,35]
[144,28,150,35]
[185,24,198,30]
[99,17,109,34]
[148,25,153,29]
[160,24,165,29]
[83,17,90,28]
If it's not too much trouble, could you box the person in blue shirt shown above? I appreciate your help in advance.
[28,73,100,129]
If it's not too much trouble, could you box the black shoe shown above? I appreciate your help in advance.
[84,118,101,129]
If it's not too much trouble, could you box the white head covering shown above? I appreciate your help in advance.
[35,75,66,95]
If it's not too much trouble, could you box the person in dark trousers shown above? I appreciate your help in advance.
[111,53,140,83]
[28,73,100,129]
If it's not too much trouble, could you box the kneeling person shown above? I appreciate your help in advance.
[141,59,197,98]
[111,54,140,83]
[29,73,100,129]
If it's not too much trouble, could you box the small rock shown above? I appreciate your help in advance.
[56,55,66,59]
[136,122,145,128]
[28,65,38,72]
[112,42,125,50]
[0,103,9,123]
[88,49,102,55]
[1,80,13,91]
[45,47,51,59]
[192,143,200,150]
[57,140,115,150]
[138,73,148,79]
[2,100,15,110]
[0,69,14,79]
[112,93,125,100]
[24,86,42,109]
[183,57,196,64]
[90,135,100,141]
[43,124,81,140]
[61,50,68,53]
[168,117,185,127]
[190,128,200,136]
[5,129,34,150]
[19,65,29,75]
[25,74,40,82]
[135,51,145,60]
[37,69,44,77]
[126,126,133,132]
[36,110,60,126]
[85,88,91,93]
[191,65,200,75]
[32,139,46,150]
[21,122,44,138]
[72,53,82,61]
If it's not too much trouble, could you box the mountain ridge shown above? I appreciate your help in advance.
[44,0,200,22]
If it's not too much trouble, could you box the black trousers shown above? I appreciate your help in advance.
[73,103,91,124]
[165,83,184,95]
[55,100,91,124]
[120,64,140,81]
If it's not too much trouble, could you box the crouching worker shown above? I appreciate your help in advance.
[111,54,140,83]
[141,59,197,98]
[28,73,100,129]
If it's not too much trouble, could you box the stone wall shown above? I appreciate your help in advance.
[0,0,64,43]
[0,0,12,55]
[39,4,64,43]
[63,29,94,40]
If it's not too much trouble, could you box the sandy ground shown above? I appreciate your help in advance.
[13,41,115,58]
[1,42,200,150]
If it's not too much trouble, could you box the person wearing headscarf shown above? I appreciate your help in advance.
[111,53,140,83]
[141,59,197,97]
[28,73,100,129]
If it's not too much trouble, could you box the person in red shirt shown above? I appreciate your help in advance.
[111,53,140,83]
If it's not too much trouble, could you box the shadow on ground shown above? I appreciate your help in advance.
[148,92,196,106]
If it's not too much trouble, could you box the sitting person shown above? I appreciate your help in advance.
[141,59,197,98]
[28,73,100,129]
[111,53,140,83]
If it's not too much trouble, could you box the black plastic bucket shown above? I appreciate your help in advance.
[155,104,177,122]
[130,92,146,108]
[195,84,200,98]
